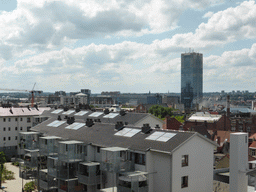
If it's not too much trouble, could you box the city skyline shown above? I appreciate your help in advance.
[0,0,255,93]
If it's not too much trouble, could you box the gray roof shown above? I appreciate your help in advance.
[32,111,207,153]
[42,108,155,126]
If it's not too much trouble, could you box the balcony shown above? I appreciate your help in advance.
[58,141,85,163]
[101,147,131,173]
[39,136,61,156]
[58,179,84,192]
[78,162,101,185]
[118,171,148,192]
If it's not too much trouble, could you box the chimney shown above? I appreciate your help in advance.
[115,121,124,130]
[142,124,151,134]
[104,108,110,115]
[86,118,94,127]
[230,133,248,192]
[227,95,230,118]
[67,116,75,125]
[57,115,62,121]
[119,110,126,116]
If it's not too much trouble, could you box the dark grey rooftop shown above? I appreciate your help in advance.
[31,111,201,153]
[41,108,151,126]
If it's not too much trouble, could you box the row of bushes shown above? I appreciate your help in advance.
[11,161,19,166]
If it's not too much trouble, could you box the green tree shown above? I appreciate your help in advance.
[24,181,36,192]
[148,105,173,120]
[172,115,185,123]
[0,151,6,189]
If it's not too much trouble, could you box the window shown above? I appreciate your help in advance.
[8,118,11,122]
[27,127,31,131]
[181,176,188,188]
[20,127,23,131]
[8,127,11,131]
[247,127,251,132]
[134,153,146,165]
[3,127,6,131]
[27,117,31,123]
[15,136,18,140]
[97,147,101,153]
[3,118,6,122]
[8,137,11,141]
[239,126,243,132]
[15,118,18,121]
[20,118,23,121]
[15,127,17,131]
[182,155,189,167]
[231,126,236,131]
[3,137,6,141]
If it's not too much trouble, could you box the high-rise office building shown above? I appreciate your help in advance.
[181,52,203,109]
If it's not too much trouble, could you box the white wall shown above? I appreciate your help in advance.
[146,151,171,192]
[172,135,214,192]
[135,115,163,128]
[0,116,33,148]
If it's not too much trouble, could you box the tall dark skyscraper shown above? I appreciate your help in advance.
[181,51,203,109]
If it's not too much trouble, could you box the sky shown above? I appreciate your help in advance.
[0,0,255,93]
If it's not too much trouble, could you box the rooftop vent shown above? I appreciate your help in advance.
[64,107,69,112]
[142,124,151,134]
[125,122,128,125]
[34,104,39,111]
[86,118,94,127]
[57,115,62,121]
[64,115,68,119]
[104,108,110,115]
[120,110,126,116]
[75,107,80,113]
[155,124,160,129]
[67,116,75,125]
[115,121,124,131]
[94,119,101,123]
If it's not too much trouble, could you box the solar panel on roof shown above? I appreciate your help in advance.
[74,111,88,116]
[62,110,75,115]
[123,129,141,137]
[145,132,165,141]
[103,113,119,118]
[47,120,65,127]
[156,133,176,142]
[114,128,132,136]
[65,123,84,130]
[89,112,103,117]
[51,109,63,114]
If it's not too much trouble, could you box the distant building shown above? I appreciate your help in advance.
[0,107,49,159]
[147,94,162,104]
[181,52,203,109]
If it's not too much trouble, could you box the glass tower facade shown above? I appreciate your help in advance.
[181,52,203,108]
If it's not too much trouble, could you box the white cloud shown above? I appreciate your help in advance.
[203,11,214,18]
[1,38,254,92]
[0,0,222,61]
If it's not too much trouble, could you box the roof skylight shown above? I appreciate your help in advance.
[47,120,66,127]
[145,131,176,142]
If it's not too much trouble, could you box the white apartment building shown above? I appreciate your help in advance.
[19,108,217,192]
[0,107,50,158]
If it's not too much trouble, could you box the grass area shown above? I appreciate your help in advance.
[1,165,15,182]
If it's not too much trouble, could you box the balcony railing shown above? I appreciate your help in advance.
[77,174,101,185]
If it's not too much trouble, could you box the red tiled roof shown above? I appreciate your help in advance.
[0,107,50,117]
[249,141,256,148]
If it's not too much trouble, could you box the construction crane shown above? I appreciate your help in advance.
[0,83,43,107]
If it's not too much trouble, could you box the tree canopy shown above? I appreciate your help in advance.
[0,151,6,189]
[148,105,173,120]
